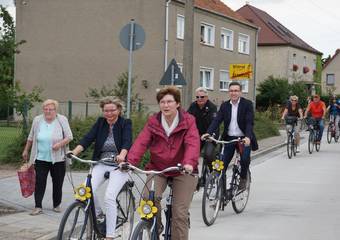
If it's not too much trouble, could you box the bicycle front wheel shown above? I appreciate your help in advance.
[232,170,251,214]
[308,131,314,154]
[202,173,222,226]
[327,125,332,143]
[287,134,293,159]
[116,185,135,240]
[130,220,153,240]
[57,201,94,240]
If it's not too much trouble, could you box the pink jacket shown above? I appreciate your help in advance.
[128,109,200,176]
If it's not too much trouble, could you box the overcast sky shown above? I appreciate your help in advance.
[223,0,340,58]
[1,0,339,57]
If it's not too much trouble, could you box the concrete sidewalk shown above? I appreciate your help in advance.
[0,131,287,240]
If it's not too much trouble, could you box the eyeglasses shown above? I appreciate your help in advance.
[159,100,176,105]
[43,108,56,112]
[229,90,240,93]
[196,96,206,99]
[103,109,118,113]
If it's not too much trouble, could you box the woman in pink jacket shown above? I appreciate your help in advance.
[128,86,200,240]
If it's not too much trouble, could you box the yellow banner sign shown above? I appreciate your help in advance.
[229,64,252,80]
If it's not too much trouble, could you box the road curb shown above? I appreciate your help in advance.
[252,142,286,160]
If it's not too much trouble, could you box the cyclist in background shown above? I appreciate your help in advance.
[188,87,217,189]
[327,97,340,138]
[304,94,326,144]
[281,95,304,152]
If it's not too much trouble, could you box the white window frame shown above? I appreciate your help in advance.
[177,15,185,40]
[219,70,231,91]
[238,33,250,54]
[200,67,214,90]
[220,28,233,51]
[237,80,249,93]
[200,22,215,46]
[326,74,335,85]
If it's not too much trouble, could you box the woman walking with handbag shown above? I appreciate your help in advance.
[22,99,73,215]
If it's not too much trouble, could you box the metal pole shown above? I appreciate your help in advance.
[127,19,135,118]
[171,64,175,85]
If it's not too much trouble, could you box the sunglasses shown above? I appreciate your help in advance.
[196,96,206,99]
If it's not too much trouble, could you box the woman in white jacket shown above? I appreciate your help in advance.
[22,99,73,216]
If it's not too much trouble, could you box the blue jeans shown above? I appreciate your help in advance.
[316,119,324,141]
[222,137,251,179]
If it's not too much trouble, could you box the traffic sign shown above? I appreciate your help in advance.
[159,59,186,85]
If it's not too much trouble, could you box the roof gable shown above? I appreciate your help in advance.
[236,4,321,54]
[323,49,340,70]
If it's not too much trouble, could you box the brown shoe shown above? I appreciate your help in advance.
[53,206,61,213]
[30,208,43,216]
[238,178,247,191]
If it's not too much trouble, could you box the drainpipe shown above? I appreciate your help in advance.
[164,0,171,71]
[253,27,259,110]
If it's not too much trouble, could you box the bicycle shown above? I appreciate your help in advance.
[307,118,322,154]
[121,163,192,240]
[57,154,135,240]
[284,116,299,159]
[327,116,339,143]
[201,136,251,226]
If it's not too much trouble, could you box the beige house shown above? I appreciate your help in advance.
[322,49,340,95]
[237,4,322,94]
[15,0,257,114]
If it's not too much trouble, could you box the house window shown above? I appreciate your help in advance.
[326,74,335,85]
[238,80,249,93]
[200,67,214,89]
[238,33,250,54]
[200,23,215,46]
[177,15,185,39]
[293,53,297,65]
[219,71,230,91]
[221,28,233,50]
[303,56,307,66]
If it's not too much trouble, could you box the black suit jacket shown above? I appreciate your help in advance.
[207,97,258,151]
[79,116,132,160]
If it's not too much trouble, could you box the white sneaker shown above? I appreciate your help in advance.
[296,146,300,153]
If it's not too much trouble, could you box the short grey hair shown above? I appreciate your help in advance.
[99,96,125,115]
[195,87,208,96]
[42,99,59,110]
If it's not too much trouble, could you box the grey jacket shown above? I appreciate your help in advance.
[28,114,73,164]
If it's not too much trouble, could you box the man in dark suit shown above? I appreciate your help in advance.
[202,81,258,190]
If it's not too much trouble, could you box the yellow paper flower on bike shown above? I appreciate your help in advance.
[137,199,158,219]
[74,184,91,201]
[212,159,224,171]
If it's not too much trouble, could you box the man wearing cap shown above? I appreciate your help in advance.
[281,95,304,152]
[304,95,326,143]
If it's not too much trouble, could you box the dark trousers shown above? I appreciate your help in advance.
[223,136,251,179]
[34,160,66,208]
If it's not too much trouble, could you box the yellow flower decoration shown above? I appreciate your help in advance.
[212,159,224,172]
[74,184,92,201]
[137,199,158,219]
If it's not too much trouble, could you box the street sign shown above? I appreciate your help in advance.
[159,59,186,85]
[119,22,145,51]
[229,64,252,80]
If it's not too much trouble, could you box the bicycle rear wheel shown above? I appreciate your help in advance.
[130,220,154,240]
[308,131,314,154]
[202,173,222,226]
[327,125,332,144]
[57,201,94,240]
[115,184,135,240]
[315,130,321,152]
[232,170,251,214]
[287,134,293,159]
[292,137,297,156]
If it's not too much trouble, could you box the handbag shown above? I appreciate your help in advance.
[17,163,36,198]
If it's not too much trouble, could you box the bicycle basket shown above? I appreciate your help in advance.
[285,116,297,125]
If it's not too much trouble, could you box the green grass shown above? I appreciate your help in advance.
[0,127,21,160]
[254,113,280,140]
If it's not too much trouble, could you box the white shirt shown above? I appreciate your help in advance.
[228,98,244,137]
[161,111,179,137]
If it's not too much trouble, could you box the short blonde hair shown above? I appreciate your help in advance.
[290,95,298,101]
[42,99,59,110]
[99,96,125,115]
[195,87,208,95]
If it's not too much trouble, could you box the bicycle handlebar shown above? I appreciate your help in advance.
[120,163,186,175]
[204,136,243,145]
[66,153,118,167]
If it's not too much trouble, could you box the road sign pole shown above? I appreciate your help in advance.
[127,19,135,119]
[171,64,174,85]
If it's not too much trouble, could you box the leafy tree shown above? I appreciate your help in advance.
[87,71,143,111]
[289,81,309,108]
[256,75,290,108]
[0,5,41,121]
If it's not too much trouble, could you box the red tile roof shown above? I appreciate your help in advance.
[236,4,321,55]
[174,0,256,28]
[323,49,340,69]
